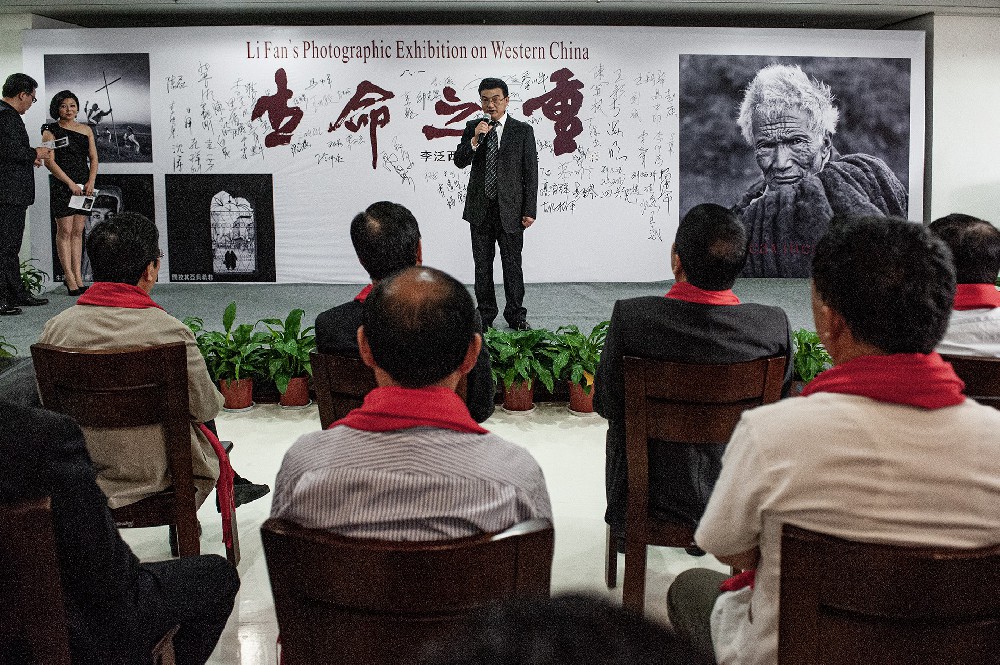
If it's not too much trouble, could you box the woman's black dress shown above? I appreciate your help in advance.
[42,123,92,219]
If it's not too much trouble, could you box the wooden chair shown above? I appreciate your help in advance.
[311,350,468,429]
[779,523,1000,664]
[261,517,554,664]
[31,342,239,565]
[941,353,1000,410]
[609,354,786,613]
[0,496,71,664]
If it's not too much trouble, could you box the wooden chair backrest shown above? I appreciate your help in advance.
[941,353,1000,410]
[311,351,469,429]
[779,523,1000,664]
[0,496,71,664]
[261,517,554,664]
[622,354,786,520]
[30,343,198,542]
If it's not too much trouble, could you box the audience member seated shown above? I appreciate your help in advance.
[593,203,791,548]
[272,265,550,539]
[314,201,494,422]
[417,593,699,664]
[0,354,41,408]
[668,217,1000,665]
[930,213,1000,357]
[2,402,238,664]
[37,212,269,510]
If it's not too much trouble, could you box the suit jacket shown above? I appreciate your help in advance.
[454,114,538,233]
[0,404,238,664]
[38,303,223,508]
[593,295,792,530]
[0,404,173,661]
[0,100,36,207]
[314,299,496,423]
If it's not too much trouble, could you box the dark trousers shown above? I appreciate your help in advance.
[136,554,240,665]
[667,567,728,665]
[470,198,525,327]
[0,204,28,305]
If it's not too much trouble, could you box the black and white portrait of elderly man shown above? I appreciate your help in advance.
[734,64,909,277]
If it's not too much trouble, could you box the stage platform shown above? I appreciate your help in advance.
[1,278,814,356]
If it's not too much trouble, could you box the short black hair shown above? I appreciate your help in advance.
[362,266,476,387]
[478,77,508,98]
[86,212,160,285]
[928,213,1000,284]
[675,203,748,290]
[350,201,421,281]
[2,73,37,99]
[417,594,698,665]
[48,90,79,122]
[812,217,955,354]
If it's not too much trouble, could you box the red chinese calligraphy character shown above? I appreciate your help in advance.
[329,81,395,169]
[421,86,481,140]
[251,68,304,148]
[523,68,585,156]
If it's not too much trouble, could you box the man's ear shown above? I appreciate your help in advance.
[357,326,377,369]
[820,133,833,163]
[670,243,685,282]
[458,333,482,376]
[415,239,423,266]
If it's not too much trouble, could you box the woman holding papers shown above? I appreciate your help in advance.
[42,90,98,296]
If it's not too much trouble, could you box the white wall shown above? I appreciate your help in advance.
[930,15,1000,224]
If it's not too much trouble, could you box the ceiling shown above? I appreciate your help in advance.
[3,0,1000,29]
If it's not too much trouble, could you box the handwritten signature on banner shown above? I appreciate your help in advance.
[163,63,677,237]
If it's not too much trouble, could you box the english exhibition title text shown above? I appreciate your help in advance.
[246,39,589,64]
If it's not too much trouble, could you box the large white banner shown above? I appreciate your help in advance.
[23,26,924,283]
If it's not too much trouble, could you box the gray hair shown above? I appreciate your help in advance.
[737,64,839,145]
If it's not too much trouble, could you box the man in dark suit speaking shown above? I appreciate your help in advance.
[454,77,538,330]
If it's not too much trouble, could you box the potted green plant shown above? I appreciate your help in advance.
[791,328,833,394]
[184,302,268,411]
[259,308,316,408]
[20,259,48,296]
[549,321,609,415]
[484,327,558,413]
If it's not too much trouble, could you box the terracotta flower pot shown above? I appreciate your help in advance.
[568,380,595,414]
[219,377,254,410]
[503,380,535,412]
[279,376,311,408]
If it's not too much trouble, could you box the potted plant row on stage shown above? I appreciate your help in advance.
[483,321,610,415]
[184,302,316,411]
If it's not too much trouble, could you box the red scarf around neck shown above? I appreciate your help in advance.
[354,284,373,303]
[331,385,487,434]
[76,282,164,310]
[952,283,1000,311]
[665,281,740,306]
[800,352,965,409]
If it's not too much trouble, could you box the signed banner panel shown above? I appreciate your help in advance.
[24,26,924,283]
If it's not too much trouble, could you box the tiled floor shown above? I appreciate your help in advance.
[121,402,728,664]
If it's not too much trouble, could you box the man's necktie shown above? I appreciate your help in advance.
[485,120,499,200]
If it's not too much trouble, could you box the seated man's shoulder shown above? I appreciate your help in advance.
[315,300,363,354]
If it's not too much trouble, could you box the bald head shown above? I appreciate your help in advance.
[362,266,478,387]
[928,214,1000,285]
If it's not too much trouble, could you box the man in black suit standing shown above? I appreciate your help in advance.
[0,73,50,315]
[454,77,538,330]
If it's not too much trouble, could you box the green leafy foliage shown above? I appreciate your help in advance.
[0,336,16,358]
[548,321,610,395]
[484,327,560,393]
[792,328,833,383]
[20,259,49,296]
[183,301,269,383]
[258,308,316,394]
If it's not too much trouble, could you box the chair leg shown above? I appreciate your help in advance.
[606,526,618,589]
[151,625,179,665]
[175,515,201,557]
[225,505,241,567]
[622,539,648,614]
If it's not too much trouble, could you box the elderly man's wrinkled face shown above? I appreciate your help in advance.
[752,108,830,189]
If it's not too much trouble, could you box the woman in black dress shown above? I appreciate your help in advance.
[41,90,98,296]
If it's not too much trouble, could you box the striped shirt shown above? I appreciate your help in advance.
[270,426,552,541]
